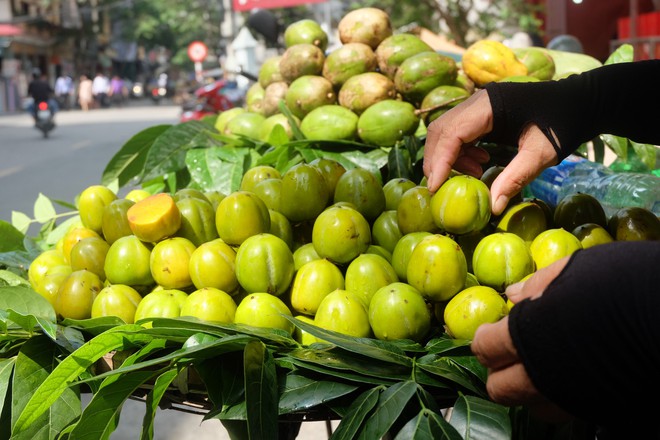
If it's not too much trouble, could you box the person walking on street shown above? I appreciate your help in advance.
[78,74,93,112]
[92,71,110,109]
[108,75,126,107]
[55,73,74,110]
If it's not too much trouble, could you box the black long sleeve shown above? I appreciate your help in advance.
[484,60,660,161]
[508,241,660,433]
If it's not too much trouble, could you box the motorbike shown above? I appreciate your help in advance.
[150,85,168,104]
[34,101,56,138]
[179,69,258,123]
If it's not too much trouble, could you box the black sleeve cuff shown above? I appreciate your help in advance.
[508,241,660,429]
[484,60,660,162]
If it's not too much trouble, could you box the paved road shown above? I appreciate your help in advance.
[0,103,337,439]
[0,102,181,230]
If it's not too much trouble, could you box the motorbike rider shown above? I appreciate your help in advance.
[27,69,58,122]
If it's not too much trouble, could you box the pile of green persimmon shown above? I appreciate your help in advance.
[27,158,660,344]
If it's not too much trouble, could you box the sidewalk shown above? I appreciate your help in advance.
[112,397,339,440]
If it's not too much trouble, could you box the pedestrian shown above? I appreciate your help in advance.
[423,59,660,436]
[54,72,74,110]
[108,75,126,107]
[78,74,93,112]
[92,71,110,109]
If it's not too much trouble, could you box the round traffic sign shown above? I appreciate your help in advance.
[187,41,208,62]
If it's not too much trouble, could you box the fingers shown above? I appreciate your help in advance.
[472,319,547,408]
[471,318,518,370]
[454,145,490,178]
[484,362,543,406]
[489,125,558,215]
[423,90,493,192]
[505,256,571,304]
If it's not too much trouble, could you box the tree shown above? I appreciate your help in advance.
[349,0,544,47]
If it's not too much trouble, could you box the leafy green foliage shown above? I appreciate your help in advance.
[0,293,521,440]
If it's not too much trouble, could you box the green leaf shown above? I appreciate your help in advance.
[0,357,15,423]
[280,354,397,386]
[11,336,81,440]
[33,193,57,224]
[185,146,249,194]
[448,395,512,440]
[244,340,278,440]
[416,355,486,396]
[266,124,291,147]
[356,381,418,440]
[0,270,30,287]
[70,370,155,440]
[45,215,82,247]
[388,144,414,181]
[55,325,87,353]
[142,120,211,182]
[278,373,358,414]
[287,316,411,366]
[0,220,26,252]
[11,212,31,235]
[392,408,463,440]
[0,286,56,326]
[12,324,152,434]
[6,309,57,339]
[84,333,252,383]
[197,351,245,413]
[101,124,171,187]
[601,134,628,161]
[141,369,179,440]
[424,337,472,356]
[146,317,297,347]
[286,347,410,381]
[329,386,382,440]
[604,43,634,64]
[278,100,305,141]
[341,150,388,177]
[0,251,33,276]
[631,141,657,171]
[61,316,127,336]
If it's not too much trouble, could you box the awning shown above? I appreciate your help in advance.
[0,24,23,37]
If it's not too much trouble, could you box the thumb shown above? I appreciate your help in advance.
[489,149,544,215]
[489,125,559,215]
[505,256,571,303]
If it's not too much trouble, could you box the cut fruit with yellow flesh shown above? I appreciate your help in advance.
[127,193,182,243]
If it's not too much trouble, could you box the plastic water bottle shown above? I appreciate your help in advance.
[527,155,660,216]
[526,155,591,206]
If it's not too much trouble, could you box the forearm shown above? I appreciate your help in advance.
[508,241,660,428]
[484,60,660,161]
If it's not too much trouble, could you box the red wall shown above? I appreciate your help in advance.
[536,0,655,61]
[566,0,654,60]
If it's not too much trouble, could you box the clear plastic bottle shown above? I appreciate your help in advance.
[527,155,660,216]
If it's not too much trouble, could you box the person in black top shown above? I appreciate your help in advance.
[26,70,57,121]
[423,59,660,436]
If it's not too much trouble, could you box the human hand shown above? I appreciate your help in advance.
[470,256,573,422]
[423,89,559,216]
[423,90,492,192]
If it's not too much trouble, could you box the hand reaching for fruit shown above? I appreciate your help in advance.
[423,89,558,216]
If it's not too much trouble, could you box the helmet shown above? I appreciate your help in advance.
[547,35,584,54]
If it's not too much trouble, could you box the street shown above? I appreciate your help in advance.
[0,103,337,439]
[0,102,181,228]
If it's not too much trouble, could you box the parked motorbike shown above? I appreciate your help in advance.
[180,69,258,123]
[34,101,56,138]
